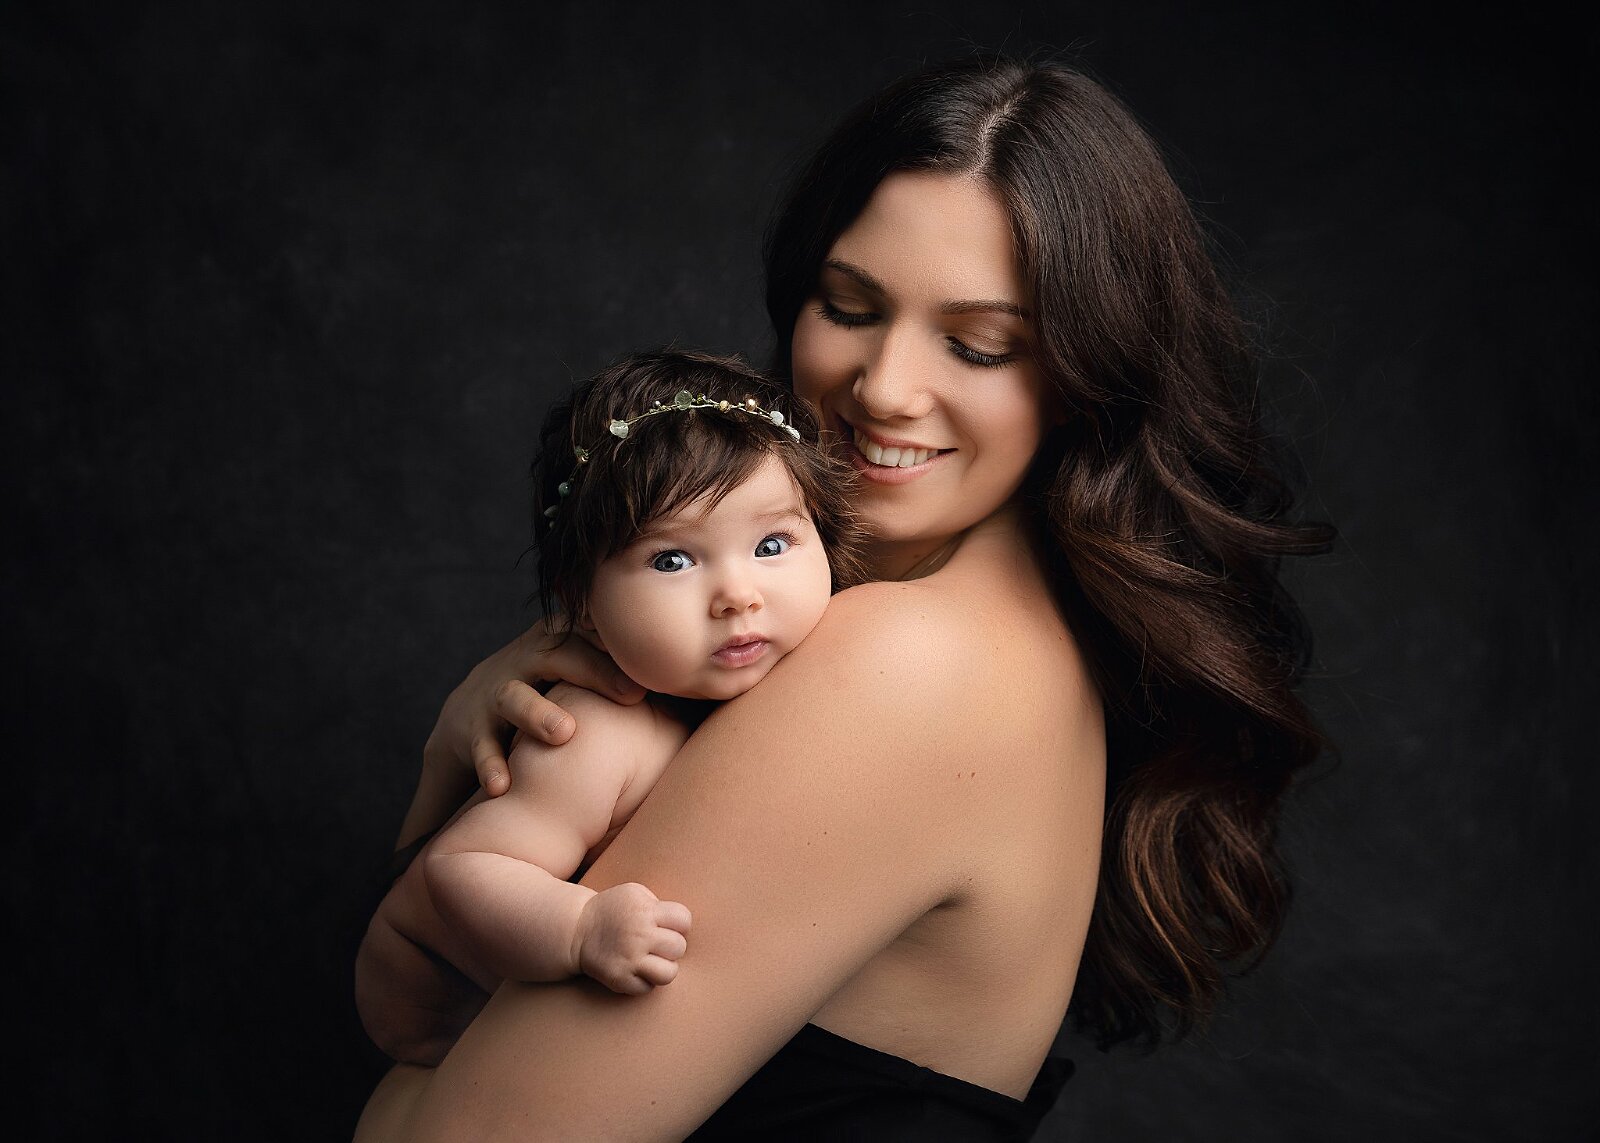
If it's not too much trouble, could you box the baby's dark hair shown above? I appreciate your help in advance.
[532,349,868,629]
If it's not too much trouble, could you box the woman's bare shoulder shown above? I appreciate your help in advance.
[780,583,980,728]
[798,577,1094,730]
[805,580,989,666]
[376,587,1098,1141]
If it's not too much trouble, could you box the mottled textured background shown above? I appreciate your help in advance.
[5,2,1594,1139]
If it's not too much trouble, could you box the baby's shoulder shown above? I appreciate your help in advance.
[546,683,689,751]
[508,685,687,796]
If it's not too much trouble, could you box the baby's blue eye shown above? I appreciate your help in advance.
[755,536,791,558]
[650,550,694,573]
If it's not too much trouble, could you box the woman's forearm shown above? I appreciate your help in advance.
[364,588,989,1139]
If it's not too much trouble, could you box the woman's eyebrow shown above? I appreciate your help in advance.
[824,259,1027,320]
[941,298,1028,320]
[823,259,886,295]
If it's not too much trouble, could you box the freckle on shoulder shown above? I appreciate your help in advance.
[826,579,963,632]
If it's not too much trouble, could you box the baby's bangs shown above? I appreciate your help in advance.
[612,411,782,539]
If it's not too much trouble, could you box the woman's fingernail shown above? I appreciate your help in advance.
[544,711,574,740]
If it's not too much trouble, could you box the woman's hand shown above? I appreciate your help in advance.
[393,621,646,850]
[424,619,647,798]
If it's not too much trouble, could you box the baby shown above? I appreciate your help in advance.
[358,349,864,1065]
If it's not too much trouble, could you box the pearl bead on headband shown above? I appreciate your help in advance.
[544,388,803,522]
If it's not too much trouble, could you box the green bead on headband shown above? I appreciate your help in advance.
[545,389,803,522]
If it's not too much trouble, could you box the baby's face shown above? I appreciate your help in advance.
[584,454,834,701]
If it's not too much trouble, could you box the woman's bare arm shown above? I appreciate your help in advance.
[376,583,1051,1142]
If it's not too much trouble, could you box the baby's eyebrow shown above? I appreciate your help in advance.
[623,518,684,547]
[626,505,807,548]
[752,505,810,525]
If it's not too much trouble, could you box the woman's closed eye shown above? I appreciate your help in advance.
[818,297,1018,368]
[649,549,695,573]
[815,298,878,328]
[946,336,1017,368]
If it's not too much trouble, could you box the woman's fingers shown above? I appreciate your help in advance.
[494,679,576,746]
[491,633,644,749]
[424,620,644,801]
[469,732,510,798]
[523,632,646,706]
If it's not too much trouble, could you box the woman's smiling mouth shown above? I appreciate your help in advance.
[852,427,939,468]
[835,418,952,483]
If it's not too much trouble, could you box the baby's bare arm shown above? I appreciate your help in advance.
[423,685,691,990]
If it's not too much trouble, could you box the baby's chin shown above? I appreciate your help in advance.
[669,659,782,703]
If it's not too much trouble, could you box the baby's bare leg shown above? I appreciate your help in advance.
[356,861,492,1065]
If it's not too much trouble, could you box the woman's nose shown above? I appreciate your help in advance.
[710,568,763,617]
[851,322,935,421]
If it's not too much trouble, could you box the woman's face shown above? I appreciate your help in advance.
[790,171,1053,571]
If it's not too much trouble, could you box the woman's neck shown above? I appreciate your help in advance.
[864,502,1032,583]
[865,534,965,582]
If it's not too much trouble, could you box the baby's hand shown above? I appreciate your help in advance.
[574,883,692,995]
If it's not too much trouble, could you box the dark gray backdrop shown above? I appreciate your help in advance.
[5,2,1594,1140]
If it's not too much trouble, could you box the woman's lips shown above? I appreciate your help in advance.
[712,637,771,668]
[852,427,939,467]
[837,418,949,485]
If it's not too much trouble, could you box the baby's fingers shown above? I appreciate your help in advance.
[654,900,692,936]
[635,955,680,988]
[650,926,688,962]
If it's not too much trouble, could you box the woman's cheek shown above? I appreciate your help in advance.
[789,311,842,407]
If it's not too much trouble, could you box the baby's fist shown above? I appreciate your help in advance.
[574,882,692,995]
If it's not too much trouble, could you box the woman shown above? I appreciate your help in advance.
[357,54,1330,1140]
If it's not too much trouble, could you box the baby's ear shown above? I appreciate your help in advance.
[574,612,607,652]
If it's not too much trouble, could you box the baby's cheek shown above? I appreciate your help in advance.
[803,562,836,635]
[607,640,676,696]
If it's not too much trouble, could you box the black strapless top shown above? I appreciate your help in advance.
[686,1023,1073,1142]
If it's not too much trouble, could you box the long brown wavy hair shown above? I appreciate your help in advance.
[764,55,1334,1049]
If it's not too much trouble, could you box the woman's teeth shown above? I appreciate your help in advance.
[853,429,936,468]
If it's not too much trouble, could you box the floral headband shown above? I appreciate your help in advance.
[544,388,802,522]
